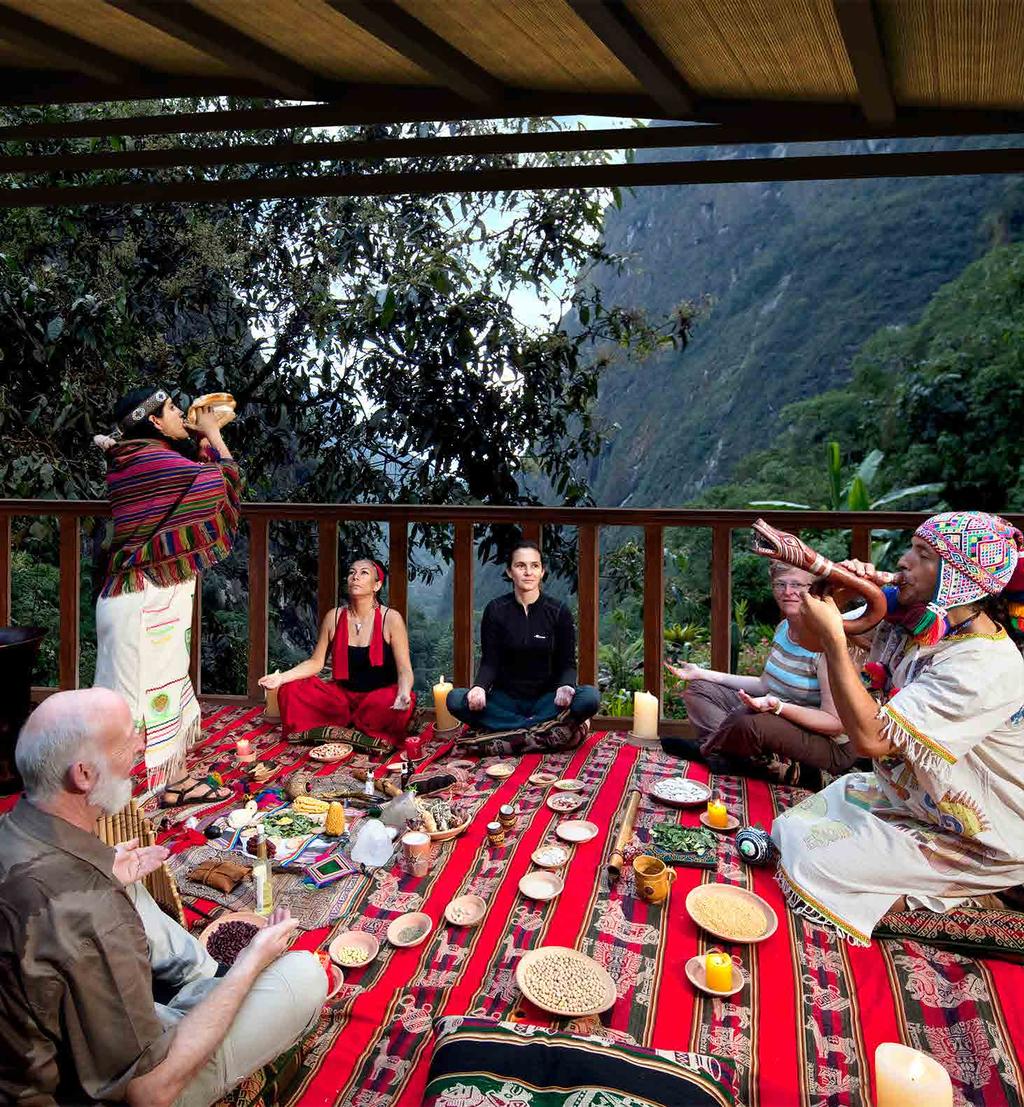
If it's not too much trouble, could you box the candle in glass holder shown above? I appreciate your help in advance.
[433,675,457,731]
[875,1043,952,1107]
[632,690,659,738]
[705,951,733,992]
[236,738,255,763]
[707,797,729,828]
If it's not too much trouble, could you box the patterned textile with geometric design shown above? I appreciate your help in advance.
[9,703,1024,1107]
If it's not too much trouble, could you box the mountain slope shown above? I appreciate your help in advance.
[586,136,1024,506]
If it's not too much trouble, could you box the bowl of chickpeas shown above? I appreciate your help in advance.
[328,930,380,969]
[515,946,616,1016]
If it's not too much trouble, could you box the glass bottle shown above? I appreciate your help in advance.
[254,826,274,916]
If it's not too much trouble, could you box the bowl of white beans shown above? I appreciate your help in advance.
[328,930,380,968]
[516,946,617,1016]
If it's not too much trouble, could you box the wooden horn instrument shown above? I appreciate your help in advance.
[750,518,897,637]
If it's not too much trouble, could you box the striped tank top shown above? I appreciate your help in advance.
[761,621,821,707]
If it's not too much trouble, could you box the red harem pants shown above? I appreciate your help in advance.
[277,677,416,747]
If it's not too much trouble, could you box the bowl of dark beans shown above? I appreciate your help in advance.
[200,911,266,966]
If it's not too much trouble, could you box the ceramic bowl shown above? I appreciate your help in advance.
[444,894,487,926]
[518,870,565,901]
[328,929,380,968]
[387,911,433,947]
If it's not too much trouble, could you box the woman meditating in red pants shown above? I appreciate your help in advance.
[258,558,415,745]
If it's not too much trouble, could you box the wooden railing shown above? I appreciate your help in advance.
[5,500,1017,730]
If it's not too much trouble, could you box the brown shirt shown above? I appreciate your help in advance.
[0,800,172,1105]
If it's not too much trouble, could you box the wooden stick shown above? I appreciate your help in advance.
[607,789,642,882]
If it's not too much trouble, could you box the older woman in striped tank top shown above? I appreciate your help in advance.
[666,562,855,788]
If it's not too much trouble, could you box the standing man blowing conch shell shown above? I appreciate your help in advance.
[93,385,240,799]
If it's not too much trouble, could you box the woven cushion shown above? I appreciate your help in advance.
[876,907,1024,962]
[424,1017,737,1107]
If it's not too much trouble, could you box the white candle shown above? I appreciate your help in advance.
[633,690,659,738]
[875,1043,953,1107]
[433,675,457,731]
[264,671,281,719]
[236,738,256,763]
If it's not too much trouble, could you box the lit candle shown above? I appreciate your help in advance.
[433,675,457,731]
[707,798,729,828]
[705,950,733,992]
[633,690,659,738]
[236,738,255,763]
[875,1043,953,1107]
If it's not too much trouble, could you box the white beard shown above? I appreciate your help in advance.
[91,767,133,816]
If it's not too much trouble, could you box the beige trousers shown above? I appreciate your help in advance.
[129,885,327,1107]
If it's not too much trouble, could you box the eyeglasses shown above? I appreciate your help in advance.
[772,581,811,594]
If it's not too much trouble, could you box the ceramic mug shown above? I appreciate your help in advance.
[633,854,676,903]
[402,830,431,877]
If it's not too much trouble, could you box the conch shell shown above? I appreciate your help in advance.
[187,391,236,428]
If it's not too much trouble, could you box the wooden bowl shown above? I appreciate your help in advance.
[328,929,380,969]
[387,911,433,947]
[516,946,616,1017]
[444,894,487,926]
[684,884,778,944]
[427,815,472,843]
[648,778,711,808]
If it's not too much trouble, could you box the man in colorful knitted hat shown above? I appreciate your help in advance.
[771,510,1024,946]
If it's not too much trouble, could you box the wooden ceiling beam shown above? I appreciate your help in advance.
[0,3,143,83]
[833,0,895,125]
[325,1,504,106]
[3,145,1023,208]
[568,1,695,117]
[107,0,331,100]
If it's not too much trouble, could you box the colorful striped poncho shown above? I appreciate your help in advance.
[101,440,241,597]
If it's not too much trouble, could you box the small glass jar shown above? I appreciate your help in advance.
[498,804,517,830]
[486,821,505,846]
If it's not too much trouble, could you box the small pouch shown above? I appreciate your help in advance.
[188,859,251,894]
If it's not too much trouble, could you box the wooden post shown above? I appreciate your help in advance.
[577,524,600,688]
[189,581,202,695]
[59,515,80,690]
[850,524,872,564]
[247,516,269,701]
[710,524,732,673]
[388,519,408,621]
[520,521,542,549]
[453,522,474,687]
[643,524,665,708]
[0,513,10,626]
[317,518,339,627]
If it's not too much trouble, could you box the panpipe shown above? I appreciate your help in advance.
[96,800,187,928]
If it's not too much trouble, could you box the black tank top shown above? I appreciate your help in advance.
[334,609,399,692]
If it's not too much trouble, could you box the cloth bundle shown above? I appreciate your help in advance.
[188,859,251,894]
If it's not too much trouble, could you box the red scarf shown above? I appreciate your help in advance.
[333,562,386,680]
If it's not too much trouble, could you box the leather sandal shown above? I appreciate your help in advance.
[160,773,233,808]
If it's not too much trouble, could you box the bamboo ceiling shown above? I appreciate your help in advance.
[1,0,1023,206]
[0,1,1022,128]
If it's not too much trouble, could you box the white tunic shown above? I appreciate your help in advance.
[772,624,1024,944]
